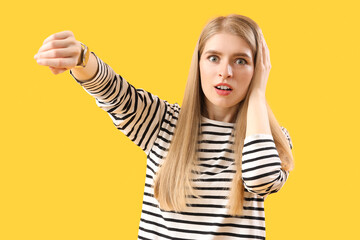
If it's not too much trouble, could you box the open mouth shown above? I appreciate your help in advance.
[214,84,233,96]
[215,85,232,91]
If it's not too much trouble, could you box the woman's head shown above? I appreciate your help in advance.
[197,14,262,122]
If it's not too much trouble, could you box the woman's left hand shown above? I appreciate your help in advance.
[250,30,271,95]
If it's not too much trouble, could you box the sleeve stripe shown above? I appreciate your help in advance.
[244,138,274,147]
[242,146,277,156]
[242,154,279,165]
[242,170,280,181]
[242,162,281,173]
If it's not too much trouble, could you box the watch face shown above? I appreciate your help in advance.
[83,46,90,66]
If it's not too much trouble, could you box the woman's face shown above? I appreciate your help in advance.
[199,32,254,121]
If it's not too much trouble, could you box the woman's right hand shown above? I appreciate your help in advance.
[34,30,82,75]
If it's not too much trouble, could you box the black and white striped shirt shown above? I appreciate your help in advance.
[70,52,293,240]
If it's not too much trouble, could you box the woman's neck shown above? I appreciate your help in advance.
[203,101,240,123]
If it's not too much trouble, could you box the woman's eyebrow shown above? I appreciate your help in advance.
[204,50,251,59]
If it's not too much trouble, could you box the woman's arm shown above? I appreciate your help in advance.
[242,81,292,196]
[245,30,272,137]
[35,31,166,154]
[242,31,290,197]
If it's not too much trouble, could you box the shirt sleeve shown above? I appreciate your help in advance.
[69,52,166,155]
[241,127,293,198]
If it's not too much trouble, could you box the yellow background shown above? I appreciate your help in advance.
[1,0,359,239]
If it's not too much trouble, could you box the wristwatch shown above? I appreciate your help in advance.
[75,42,90,68]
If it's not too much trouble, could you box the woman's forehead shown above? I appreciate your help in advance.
[203,33,253,58]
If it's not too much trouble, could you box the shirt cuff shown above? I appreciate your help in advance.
[244,133,274,145]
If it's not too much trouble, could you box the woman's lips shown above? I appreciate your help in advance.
[215,87,232,96]
[214,83,233,96]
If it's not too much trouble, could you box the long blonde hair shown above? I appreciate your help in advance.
[153,14,294,216]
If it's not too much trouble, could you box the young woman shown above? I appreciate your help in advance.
[34,14,294,240]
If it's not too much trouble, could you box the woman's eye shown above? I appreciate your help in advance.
[208,56,219,62]
[235,58,247,65]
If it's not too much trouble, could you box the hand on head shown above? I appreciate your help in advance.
[250,30,271,95]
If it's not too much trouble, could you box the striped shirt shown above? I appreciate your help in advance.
[70,52,293,240]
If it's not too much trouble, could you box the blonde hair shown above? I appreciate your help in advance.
[153,14,294,216]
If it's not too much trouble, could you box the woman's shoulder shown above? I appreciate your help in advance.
[161,101,180,124]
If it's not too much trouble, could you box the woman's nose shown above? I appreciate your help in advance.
[218,64,233,79]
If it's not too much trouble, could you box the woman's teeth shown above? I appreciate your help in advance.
[215,86,231,90]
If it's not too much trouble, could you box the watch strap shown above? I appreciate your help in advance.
[75,42,89,68]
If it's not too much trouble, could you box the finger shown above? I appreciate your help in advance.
[43,31,73,45]
[37,39,70,54]
[36,57,76,68]
[256,38,263,66]
[266,44,271,68]
[260,31,269,57]
[259,30,267,48]
[49,67,67,75]
[262,38,268,66]
[35,47,78,59]
[262,37,271,68]
[258,35,268,67]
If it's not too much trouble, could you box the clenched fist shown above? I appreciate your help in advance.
[34,31,82,75]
